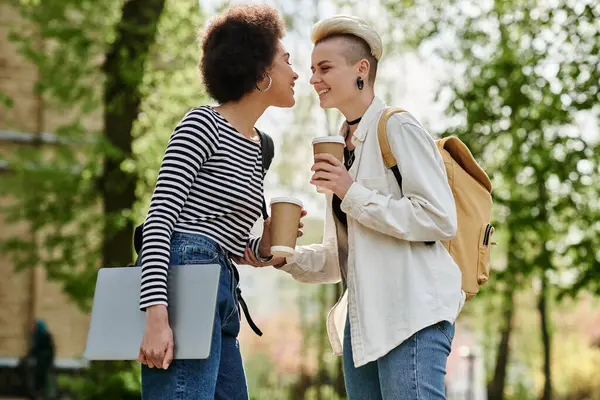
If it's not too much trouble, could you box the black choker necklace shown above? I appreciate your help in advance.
[346,117,362,126]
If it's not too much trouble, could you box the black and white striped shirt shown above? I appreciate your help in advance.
[139,106,264,310]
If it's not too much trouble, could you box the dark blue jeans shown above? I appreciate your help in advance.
[141,232,248,400]
[343,317,454,399]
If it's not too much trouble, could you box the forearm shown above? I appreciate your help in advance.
[277,240,341,284]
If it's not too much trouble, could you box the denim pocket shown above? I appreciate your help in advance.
[436,320,455,345]
[182,244,219,265]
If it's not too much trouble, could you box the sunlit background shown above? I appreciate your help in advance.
[0,0,599,399]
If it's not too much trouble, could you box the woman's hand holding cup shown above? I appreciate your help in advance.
[310,136,353,197]
[310,153,354,199]
[234,207,307,268]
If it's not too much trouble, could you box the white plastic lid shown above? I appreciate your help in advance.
[312,136,345,145]
[270,197,304,207]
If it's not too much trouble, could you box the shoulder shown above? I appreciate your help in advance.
[180,106,220,130]
[172,106,221,144]
[387,111,435,146]
[384,110,437,155]
[386,111,429,136]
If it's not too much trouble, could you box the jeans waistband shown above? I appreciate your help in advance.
[171,232,227,257]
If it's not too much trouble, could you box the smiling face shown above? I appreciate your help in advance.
[309,36,374,109]
[261,41,299,108]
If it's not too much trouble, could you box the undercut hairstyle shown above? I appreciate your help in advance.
[311,15,382,85]
[200,5,285,103]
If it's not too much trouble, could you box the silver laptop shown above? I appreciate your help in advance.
[84,263,221,360]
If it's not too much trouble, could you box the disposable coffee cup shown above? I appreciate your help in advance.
[312,136,346,194]
[269,197,304,258]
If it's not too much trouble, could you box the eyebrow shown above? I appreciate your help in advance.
[311,60,332,70]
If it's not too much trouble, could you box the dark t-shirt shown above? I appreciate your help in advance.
[332,146,355,225]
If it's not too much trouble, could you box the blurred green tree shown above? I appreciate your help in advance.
[1,0,207,397]
[2,0,166,307]
[383,0,600,399]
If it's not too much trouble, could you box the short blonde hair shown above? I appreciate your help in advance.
[311,15,382,61]
[311,15,382,84]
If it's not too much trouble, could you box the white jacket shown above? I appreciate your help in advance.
[279,96,464,367]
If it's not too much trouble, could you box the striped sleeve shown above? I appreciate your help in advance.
[139,108,219,310]
[248,235,262,259]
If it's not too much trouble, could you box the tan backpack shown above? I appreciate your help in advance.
[377,108,494,300]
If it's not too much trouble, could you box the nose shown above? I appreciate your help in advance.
[310,72,319,85]
[293,70,299,81]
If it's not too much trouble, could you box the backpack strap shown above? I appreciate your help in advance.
[377,108,407,169]
[257,129,274,220]
[134,224,143,255]
[377,107,407,191]
[258,129,274,172]
[377,107,434,245]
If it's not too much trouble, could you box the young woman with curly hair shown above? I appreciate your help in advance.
[136,5,299,399]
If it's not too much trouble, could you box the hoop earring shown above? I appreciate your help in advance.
[357,76,364,90]
[256,75,272,92]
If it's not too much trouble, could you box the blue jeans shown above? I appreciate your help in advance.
[343,317,454,400]
[141,233,248,400]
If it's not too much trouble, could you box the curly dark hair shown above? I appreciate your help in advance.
[199,5,286,104]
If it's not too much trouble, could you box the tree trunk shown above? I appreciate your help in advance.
[92,0,166,394]
[538,271,552,400]
[101,0,166,267]
[537,178,552,400]
[487,231,519,400]
[487,287,515,400]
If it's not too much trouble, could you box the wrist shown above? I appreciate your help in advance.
[257,248,273,262]
[146,304,168,323]
[257,239,272,260]
[337,181,353,200]
[258,246,272,258]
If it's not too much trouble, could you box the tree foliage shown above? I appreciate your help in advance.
[383,0,600,397]
[2,0,206,397]
[1,0,208,309]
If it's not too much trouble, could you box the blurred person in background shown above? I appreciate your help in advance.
[21,319,56,400]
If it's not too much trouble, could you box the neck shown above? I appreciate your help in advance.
[347,123,359,138]
[214,93,269,137]
[340,91,375,124]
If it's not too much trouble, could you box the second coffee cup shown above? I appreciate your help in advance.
[269,197,304,258]
[312,136,345,194]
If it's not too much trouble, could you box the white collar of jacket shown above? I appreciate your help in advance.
[337,96,386,146]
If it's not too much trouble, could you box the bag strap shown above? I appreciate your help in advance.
[257,129,274,220]
[377,108,434,246]
[377,107,407,191]
[258,129,274,172]
[378,108,406,169]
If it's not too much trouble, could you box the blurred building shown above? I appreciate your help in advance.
[0,4,91,396]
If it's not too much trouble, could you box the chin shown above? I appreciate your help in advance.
[318,97,336,109]
[279,96,296,108]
